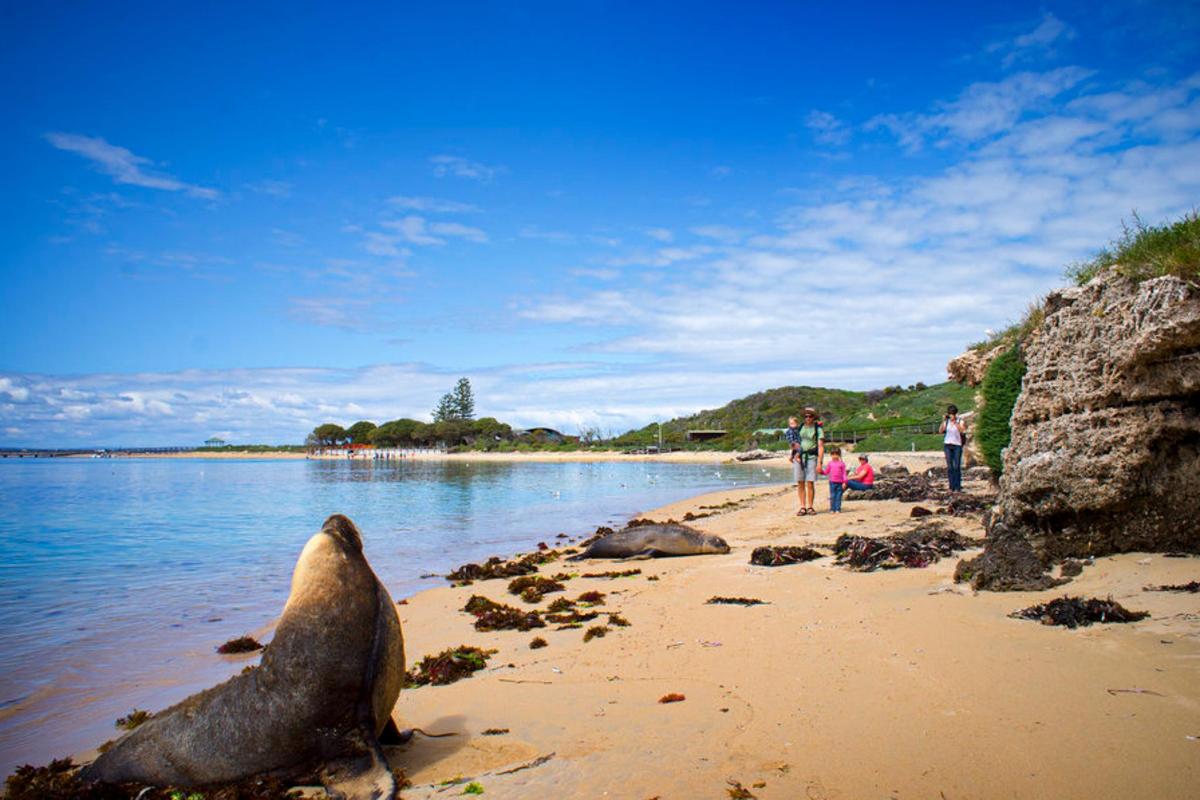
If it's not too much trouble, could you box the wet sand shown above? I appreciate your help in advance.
[385,478,1200,799]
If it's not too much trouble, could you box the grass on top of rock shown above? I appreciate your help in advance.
[1068,211,1200,286]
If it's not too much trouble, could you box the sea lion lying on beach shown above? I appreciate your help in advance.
[83,514,405,800]
[568,523,730,560]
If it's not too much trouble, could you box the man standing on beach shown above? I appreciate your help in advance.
[795,408,824,515]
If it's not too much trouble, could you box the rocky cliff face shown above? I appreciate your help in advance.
[957,271,1200,590]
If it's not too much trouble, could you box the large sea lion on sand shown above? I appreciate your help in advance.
[83,514,405,800]
[568,523,730,560]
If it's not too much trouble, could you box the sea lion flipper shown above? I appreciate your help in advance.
[320,734,395,800]
[379,716,408,746]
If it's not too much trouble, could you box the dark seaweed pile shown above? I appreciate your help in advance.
[749,546,823,567]
[580,568,642,579]
[4,759,304,800]
[1009,596,1150,628]
[405,646,498,686]
[1144,581,1200,593]
[834,524,982,571]
[507,575,565,603]
[706,596,768,606]
[846,473,995,516]
[216,636,264,655]
[446,548,561,583]
[472,603,546,632]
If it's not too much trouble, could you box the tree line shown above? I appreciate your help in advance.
[306,378,523,449]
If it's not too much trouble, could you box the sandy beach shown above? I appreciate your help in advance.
[377,476,1200,799]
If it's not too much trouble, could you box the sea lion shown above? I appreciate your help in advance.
[567,523,730,560]
[83,514,405,800]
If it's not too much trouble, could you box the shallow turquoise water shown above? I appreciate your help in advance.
[0,457,777,774]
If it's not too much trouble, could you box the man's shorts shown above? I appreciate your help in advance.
[793,454,818,482]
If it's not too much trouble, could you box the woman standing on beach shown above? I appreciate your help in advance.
[795,407,824,515]
[939,404,966,492]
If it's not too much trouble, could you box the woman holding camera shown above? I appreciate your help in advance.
[939,404,966,491]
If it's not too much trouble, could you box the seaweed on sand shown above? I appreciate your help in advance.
[658,693,685,704]
[580,568,642,579]
[706,597,768,606]
[462,595,505,615]
[529,637,548,649]
[749,546,823,567]
[472,603,546,632]
[507,575,565,603]
[544,610,599,626]
[4,758,304,800]
[545,596,576,613]
[481,728,509,736]
[833,524,981,572]
[583,625,608,642]
[1144,581,1200,593]
[405,646,498,686]
[216,636,264,655]
[1009,596,1150,628]
[446,549,561,583]
[115,709,152,731]
[607,613,631,627]
[576,591,606,606]
[726,780,757,799]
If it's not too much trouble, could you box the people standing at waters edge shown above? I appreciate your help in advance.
[821,447,847,513]
[795,408,825,515]
[939,404,967,492]
[846,454,875,492]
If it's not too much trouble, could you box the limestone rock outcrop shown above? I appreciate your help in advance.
[947,344,1006,387]
[958,271,1200,590]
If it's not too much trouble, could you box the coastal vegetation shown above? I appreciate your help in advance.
[304,380,973,453]
[1067,210,1200,286]
[976,344,1026,476]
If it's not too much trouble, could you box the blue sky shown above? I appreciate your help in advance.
[2,1,1198,446]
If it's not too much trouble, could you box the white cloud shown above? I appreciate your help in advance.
[372,216,488,248]
[246,179,292,197]
[519,225,575,243]
[45,133,219,199]
[644,228,674,242]
[989,12,1077,68]
[867,67,1095,150]
[388,195,479,213]
[711,165,732,178]
[805,110,851,146]
[429,154,503,182]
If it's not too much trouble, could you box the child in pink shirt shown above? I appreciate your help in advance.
[821,447,848,513]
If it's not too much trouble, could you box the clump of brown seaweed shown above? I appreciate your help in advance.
[607,613,631,627]
[749,546,823,567]
[529,637,548,649]
[580,568,642,579]
[706,597,768,606]
[658,693,686,704]
[583,625,608,642]
[462,595,504,615]
[833,524,981,572]
[472,602,546,632]
[507,575,565,603]
[545,596,576,613]
[405,646,498,686]
[216,636,264,655]
[544,609,600,627]
[1144,581,1200,593]
[1009,596,1150,628]
[3,758,304,800]
[114,709,152,731]
[481,728,509,736]
[446,548,561,583]
[576,590,606,606]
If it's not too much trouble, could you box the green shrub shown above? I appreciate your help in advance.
[976,344,1026,476]
[1068,211,1200,286]
[852,432,944,452]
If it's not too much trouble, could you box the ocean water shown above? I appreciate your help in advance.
[0,456,776,775]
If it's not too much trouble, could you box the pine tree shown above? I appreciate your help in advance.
[432,393,457,422]
[452,377,475,420]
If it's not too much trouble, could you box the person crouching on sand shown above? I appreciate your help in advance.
[821,447,848,513]
[795,408,825,515]
[846,454,875,493]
